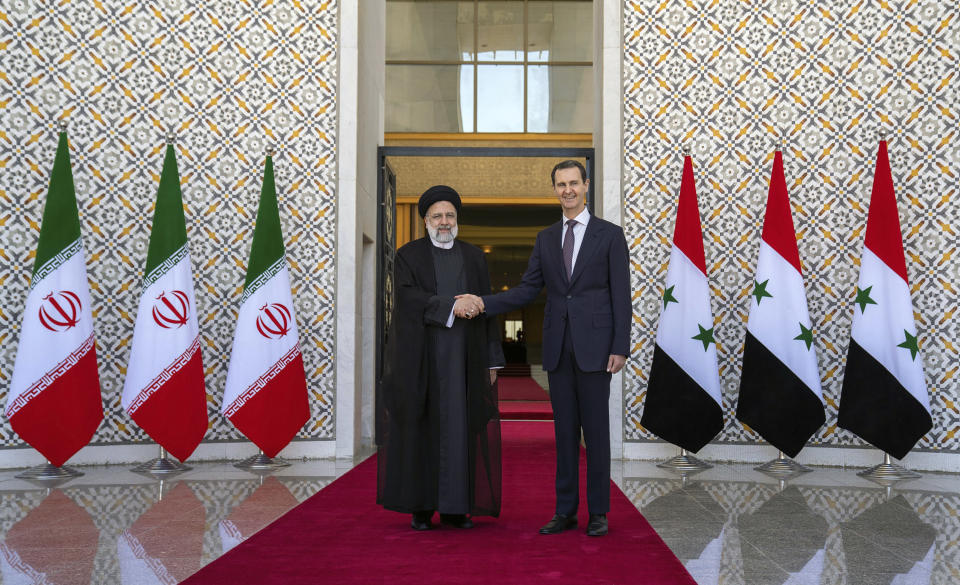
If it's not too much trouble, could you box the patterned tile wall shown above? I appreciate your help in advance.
[0,0,339,448]
[622,1,960,451]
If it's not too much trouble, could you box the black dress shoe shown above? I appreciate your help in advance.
[411,511,433,531]
[440,514,474,529]
[539,514,577,534]
[586,514,608,536]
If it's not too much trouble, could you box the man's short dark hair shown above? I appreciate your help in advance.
[551,160,587,185]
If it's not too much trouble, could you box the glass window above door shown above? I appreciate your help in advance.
[386,0,593,134]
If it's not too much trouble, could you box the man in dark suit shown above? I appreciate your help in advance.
[460,160,630,536]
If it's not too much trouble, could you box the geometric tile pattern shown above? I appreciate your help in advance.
[622,1,960,451]
[624,477,955,585]
[0,1,339,448]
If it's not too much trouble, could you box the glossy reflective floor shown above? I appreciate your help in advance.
[0,460,351,585]
[620,462,960,585]
[0,457,957,584]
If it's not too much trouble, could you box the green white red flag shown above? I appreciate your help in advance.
[5,130,103,466]
[221,155,309,457]
[121,144,208,461]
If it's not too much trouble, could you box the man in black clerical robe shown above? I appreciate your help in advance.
[377,185,504,531]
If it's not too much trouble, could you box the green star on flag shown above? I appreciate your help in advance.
[692,324,716,351]
[752,279,773,304]
[662,285,678,309]
[793,323,814,350]
[897,330,919,361]
[854,286,877,313]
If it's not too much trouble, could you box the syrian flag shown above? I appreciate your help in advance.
[641,154,724,452]
[5,130,102,467]
[735,150,825,458]
[221,154,309,457]
[121,144,208,462]
[837,141,932,460]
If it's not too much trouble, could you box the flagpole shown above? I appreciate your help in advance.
[235,448,291,471]
[754,449,812,477]
[127,130,194,477]
[848,133,923,486]
[651,142,716,476]
[15,459,83,484]
[656,446,712,473]
[131,444,192,475]
[857,451,920,484]
[14,119,86,487]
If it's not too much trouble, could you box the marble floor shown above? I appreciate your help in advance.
[0,455,957,584]
[619,462,960,585]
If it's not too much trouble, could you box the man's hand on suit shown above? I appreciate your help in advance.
[606,354,626,374]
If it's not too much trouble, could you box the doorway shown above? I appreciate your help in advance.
[375,146,594,416]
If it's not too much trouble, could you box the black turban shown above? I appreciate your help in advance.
[418,185,462,218]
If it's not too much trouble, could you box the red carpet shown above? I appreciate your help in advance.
[499,400,554,420]
[182,421,695,585]
[498,376,553,420]
[498,376,550,401]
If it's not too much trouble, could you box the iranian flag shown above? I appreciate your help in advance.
[736,150,825,458]
[5,130,102,467]
[837,141,932,460]
[118,482,204,585]
[121,144,208,462]
[219,476,298,553]
[221,154,309,457]
[641,154,724,453]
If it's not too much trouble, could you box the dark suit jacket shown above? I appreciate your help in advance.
[483,215,631,372]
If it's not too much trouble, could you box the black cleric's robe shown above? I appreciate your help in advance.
[376,237,505,517]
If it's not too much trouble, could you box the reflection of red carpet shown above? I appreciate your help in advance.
[498,376,552,420]
[182,421,695,585]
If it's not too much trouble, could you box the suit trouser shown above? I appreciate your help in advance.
[547,323,611,516]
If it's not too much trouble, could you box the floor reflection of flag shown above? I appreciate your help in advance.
[642,484,725,564]
[683,527,724,585]
[738,486,828,585]
[220,476,299,554]
[890,544,934,585]
[0,490,98,585]
[117,482,205,585]
[781,548,825,585]
[841,494,936,585]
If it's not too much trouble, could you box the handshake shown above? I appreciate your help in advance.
[453,294,485,319]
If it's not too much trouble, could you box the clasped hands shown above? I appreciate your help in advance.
[453,294,484,319]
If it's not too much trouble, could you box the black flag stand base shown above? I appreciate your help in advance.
[15,460,83,488]
[858,452,921,485]
[131,445,191,476]
[235,449,291,473]
[657,447,712,473]
[755,450,812,477]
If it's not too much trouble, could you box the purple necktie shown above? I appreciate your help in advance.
[563,219,577,279]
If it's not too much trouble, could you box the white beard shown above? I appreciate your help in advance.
[427,224,458,243]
